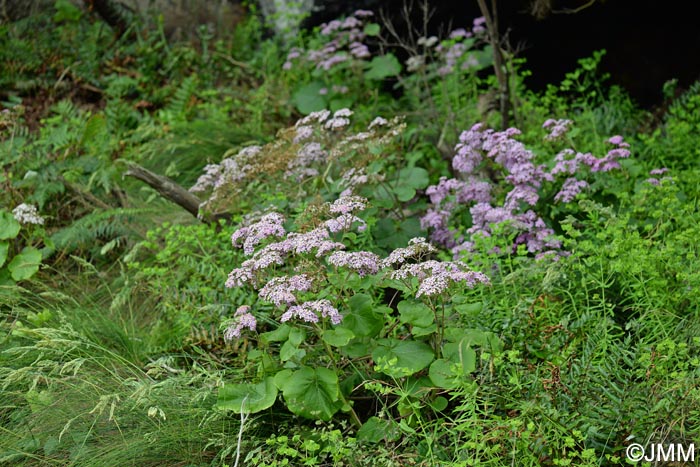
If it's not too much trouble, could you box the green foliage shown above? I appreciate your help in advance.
[2,2,699,466]
[639,80,700,168]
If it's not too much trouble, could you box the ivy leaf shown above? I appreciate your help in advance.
[0,211,20,240]
[8,247,42,281]
[217,377,278,414]
[278,366,342,421]
[292,81,327,114]
[364,54,401,80]
[372,338,434,378]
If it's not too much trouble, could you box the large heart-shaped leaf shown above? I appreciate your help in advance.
[322,327,355,347]
[392,167,429,202]
[0,211,20,240]
[372,339,434,378]
[278,366,342,421]
[216,377,278,414]
[373,217,423,250]
[339,293,384,337]
[8,247,42,281]
[357,416,400,443]
[443,340,477,375]
[365,54,401,80]
[428,358,459,389]
[398,300,434,328]
[292,81,327,114]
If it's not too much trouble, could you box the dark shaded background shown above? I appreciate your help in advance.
[305,0,700,109]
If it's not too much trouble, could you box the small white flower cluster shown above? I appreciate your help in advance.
[12,203,45,225]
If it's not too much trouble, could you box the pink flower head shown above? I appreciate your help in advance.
[259,274,313,307]
[223,305,257,340]
[328,250,381,276]
[231,212,286,255]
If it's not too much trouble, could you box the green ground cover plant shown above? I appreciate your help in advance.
[2,2,699,466]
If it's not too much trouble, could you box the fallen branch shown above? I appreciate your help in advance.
[123,162,203,220]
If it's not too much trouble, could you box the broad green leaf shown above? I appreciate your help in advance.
[292,82,327,114]
[357,416,400,443]
[428,359,459,389]
[217,377,278,414]
[374,217,423,249]
[329,98,354,112]
[8,247,42,281]
[372,339,434,378]
[0,268,14,286]
[430,396,448,411]
[260,324,292,344]
[443,341,477,375]
[398,300,435,328]
[341,338,373,358]
[393,167,429,202]
[0,211,20,240]
[340,293,384,337]
[364,53,401,80]
[279,367,342,420]
[444,328,503,353]
[280,329,307,362]
[322,327,355,347]
[363,23,381,36]
[0,241,8,268]
[280,339,306,362]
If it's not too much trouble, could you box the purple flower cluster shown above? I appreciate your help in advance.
[381,237,438,267]
[423,122,632,258]
[231,212,286,255]
[390,259,491,298]
[223,305,257,340]
[551,135,630,175]
[225,196,373,327]
[425,18,487,76]
[189,145,261,193]
[283,10,375,72]
[259,274,313,306]
[327,251,381,276]
[646,167,672,185]
[281,299,342,325]
[543,119,573,141]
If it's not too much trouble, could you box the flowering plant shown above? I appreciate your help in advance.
[0,204,46,285]
[422,119,632,260]
[216,195,493,426]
